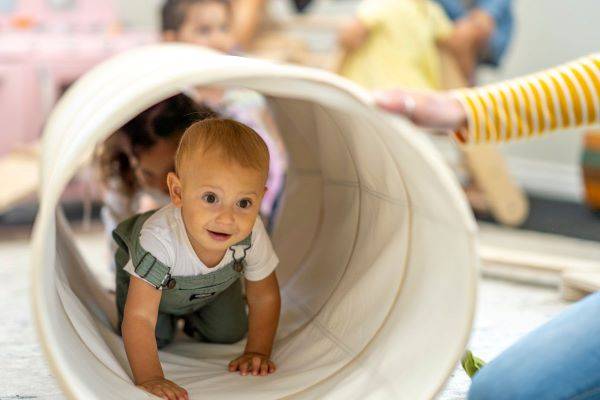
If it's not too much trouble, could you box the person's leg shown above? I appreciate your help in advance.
[183,279,248,344]
[469,291,600,400]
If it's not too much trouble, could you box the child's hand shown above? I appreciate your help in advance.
[137,378,189,400]
[229,352,276,376]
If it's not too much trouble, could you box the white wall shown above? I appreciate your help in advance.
[116,0,161,29]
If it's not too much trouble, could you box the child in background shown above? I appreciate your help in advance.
[114,119,280,399]
[162,0,234,52]
[96,94,216,274]
[161,0,287,221]
[338,0,454,90]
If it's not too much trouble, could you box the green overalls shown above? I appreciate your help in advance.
[113,210,250,348]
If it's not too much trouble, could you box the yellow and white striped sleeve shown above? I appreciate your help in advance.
[452,54,600,144]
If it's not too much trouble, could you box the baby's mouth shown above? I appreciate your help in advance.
[206,229,232,242]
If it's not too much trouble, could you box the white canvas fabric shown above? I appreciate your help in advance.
[30,44,479,400]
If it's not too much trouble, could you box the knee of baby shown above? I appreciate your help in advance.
[206,316,248,344]
[211,323,248,344]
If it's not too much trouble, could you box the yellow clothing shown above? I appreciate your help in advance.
[339,0,453,90]
[453,54,600,144]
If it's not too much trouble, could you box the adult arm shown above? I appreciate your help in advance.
[376,54,600,144]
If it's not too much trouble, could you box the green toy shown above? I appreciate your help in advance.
[461,350,486,378]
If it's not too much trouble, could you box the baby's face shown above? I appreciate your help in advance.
[168,148,266,256]
[167,1,234,53]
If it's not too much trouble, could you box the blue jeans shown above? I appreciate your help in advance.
[469,291,600,400]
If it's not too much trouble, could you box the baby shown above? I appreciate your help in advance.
[113,118,281,400]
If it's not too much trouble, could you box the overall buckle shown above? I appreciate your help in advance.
[160,272,176,289]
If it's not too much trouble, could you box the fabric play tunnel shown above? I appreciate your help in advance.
[30,44,478,399]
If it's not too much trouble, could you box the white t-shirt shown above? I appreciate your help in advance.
[124,204,278,287]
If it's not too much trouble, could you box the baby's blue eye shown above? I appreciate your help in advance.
[237,199,252,209]
[202,192,218,204]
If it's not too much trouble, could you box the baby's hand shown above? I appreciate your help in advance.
[137,377,189,400]
[229,352,276,376]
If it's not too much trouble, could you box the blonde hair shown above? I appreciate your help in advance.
[175,118,270,180]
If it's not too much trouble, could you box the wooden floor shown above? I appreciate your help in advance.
[478,222,600,298]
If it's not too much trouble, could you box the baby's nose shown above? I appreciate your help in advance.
[215,209,235,224]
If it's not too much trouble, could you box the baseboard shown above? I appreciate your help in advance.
[431,137,584,203]
[505,157,583,203]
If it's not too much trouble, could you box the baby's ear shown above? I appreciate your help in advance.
[167,172,183,207]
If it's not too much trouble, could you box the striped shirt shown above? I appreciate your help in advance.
[453,54,600,144]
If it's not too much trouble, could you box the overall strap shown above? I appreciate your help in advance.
[134,252,173,289]
[228,233,252,273]
[112,210,174,289]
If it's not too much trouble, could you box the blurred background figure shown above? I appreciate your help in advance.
[97,95,213,226]
[95,94,216,273]
[434,0,513,82]
[161,0,235,52]
[337,0,454,91]
[335,0,520,226]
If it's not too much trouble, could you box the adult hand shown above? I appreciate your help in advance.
[374,89,467,131]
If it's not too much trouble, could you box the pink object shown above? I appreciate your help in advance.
[0,0,117,31]
[0,62,43,153]
[0,0,155,156]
